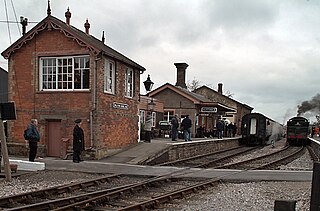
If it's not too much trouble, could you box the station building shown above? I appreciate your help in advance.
[1,5,146,159]
[194,84,253,135]
[148,63,253,137]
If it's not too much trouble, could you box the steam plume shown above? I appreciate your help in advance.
[297,94,320,116]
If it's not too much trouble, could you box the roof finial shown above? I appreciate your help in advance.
[47,0,51,16]
[65,7,71,25]
[84,19,90,35]
[102,31,105,43]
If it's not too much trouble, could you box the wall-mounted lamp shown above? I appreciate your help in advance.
[143,74,154,92]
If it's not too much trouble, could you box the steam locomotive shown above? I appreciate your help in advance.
[240,113,284,146]
[286,116,310,146]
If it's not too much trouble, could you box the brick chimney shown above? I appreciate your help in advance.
[218,83,223,94]
[174,62,188,88]
[65,8,71,25]
[84,19,90,35]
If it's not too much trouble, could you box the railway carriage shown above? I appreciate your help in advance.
[286,116,310,146]
[240,113,283,146]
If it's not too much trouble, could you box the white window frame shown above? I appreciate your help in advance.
[39,56,90,91]
[104,59,115,94]
[139,110,145,124]
[164,110,174,122]
[125,67,134,97]
[152,112,156,127]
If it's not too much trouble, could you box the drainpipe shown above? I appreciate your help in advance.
[90,55,100,147]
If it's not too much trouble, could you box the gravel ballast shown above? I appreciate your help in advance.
[0,170,312,210]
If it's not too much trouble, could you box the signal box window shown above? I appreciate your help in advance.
[40,56,90,91]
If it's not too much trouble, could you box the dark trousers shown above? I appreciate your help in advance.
[171,127,178,140]
[145,131,151,142]
[217,130,223,139]
[183,128,191,141]
[73,150,81,162]
[29,141,38,162]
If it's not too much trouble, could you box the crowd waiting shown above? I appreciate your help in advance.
[195,120,237,139]
[170,115,237,141]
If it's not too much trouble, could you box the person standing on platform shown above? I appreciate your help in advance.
[144,112,152,143]
[233,123,237,137]
[181,115,192,142]
[25,119,40,162]
[73,119,84,163]
[227,122,234,137]
[216,119,224,139]
[170,114,179,141]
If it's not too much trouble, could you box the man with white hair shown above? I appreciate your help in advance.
[25,119,40,162]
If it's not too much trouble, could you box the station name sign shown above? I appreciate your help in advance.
[112,102,129,110]
[200,107,217,113]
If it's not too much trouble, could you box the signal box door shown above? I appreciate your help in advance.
[47,120,62,157]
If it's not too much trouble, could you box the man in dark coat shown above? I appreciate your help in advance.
[25,119,40,162]
[181,115,192,141]
[216,119,224,139]
[73,119,84,163]
[170,114,179,141]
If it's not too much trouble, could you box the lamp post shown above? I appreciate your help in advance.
[143,75,154,143]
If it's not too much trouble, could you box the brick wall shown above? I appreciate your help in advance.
[144,138,240,165]
[6,27,140,159]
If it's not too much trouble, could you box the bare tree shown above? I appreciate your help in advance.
[187,78,202,91]
[224,90,234,98]
[205,83,234,98]
[187,77,234,98]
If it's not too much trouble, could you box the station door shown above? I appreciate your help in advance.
[47,120,62,157]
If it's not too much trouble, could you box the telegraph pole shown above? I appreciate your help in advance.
[0,102,16,182]
[0,119,12,181]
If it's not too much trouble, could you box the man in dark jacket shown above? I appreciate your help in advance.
[181,115,192,141]
[25,119,40,162]
[216,119,224,139]
[73,119,84,163]
[170,115,179,141]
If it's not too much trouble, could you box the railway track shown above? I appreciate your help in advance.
[306,145,320,162]
[0,146,310,210]
[2,173,217,211]
[0,174,147,210]
[160,146,260,168]
[216,146,305,170]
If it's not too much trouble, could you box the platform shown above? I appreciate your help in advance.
[2,137,314,182]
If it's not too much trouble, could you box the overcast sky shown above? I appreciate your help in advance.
[1,0,319,124]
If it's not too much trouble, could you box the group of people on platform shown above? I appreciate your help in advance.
[24,118,85,163]
[214,119,237,139]
[170,114,192,142]
[170,115,238,141]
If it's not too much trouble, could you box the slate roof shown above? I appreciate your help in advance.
[1,14,145,71]
[194,85,253,110]
[149,83,236,112]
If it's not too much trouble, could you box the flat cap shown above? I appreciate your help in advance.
[74,119,82,123]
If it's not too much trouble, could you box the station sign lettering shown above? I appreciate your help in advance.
[112,102,129,110]
[200,107,217,113]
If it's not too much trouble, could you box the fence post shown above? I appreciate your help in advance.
[311,161,320,211]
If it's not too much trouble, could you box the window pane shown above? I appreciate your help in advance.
[74,70,81,89]
[125,68,133,97]
[41,56,89,91]
[82,70,89,89]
